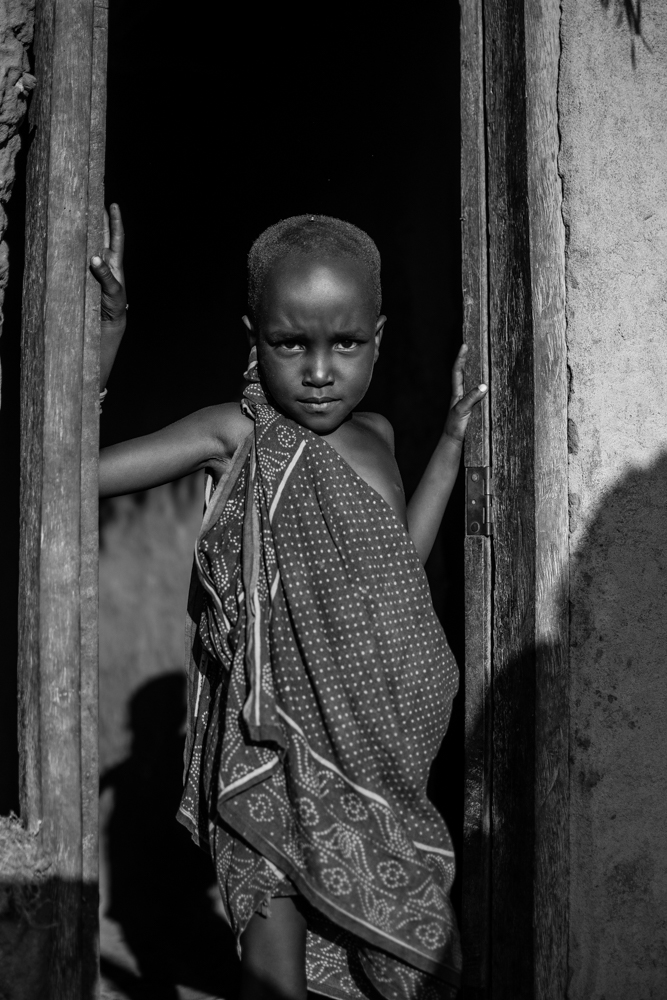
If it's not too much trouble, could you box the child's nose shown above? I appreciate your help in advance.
[303,353,334,387]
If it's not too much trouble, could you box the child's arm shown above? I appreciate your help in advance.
[407,344,487,564]
[99,403,249,498]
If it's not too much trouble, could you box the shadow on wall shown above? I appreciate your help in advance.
[100,672,239,1000]
[462,451,667,995]
[599,0,653,65]
[99,475,205,774]
[568,450,667,996]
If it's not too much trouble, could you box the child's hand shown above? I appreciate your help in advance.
[90,203,126,325]
[443,343,488,444]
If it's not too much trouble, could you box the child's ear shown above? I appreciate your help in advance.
[242,314,257,347]
[374,315,387,361]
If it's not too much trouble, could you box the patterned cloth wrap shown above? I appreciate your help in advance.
[178,350,462,1000]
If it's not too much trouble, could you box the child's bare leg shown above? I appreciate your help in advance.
[240,896,307,1000]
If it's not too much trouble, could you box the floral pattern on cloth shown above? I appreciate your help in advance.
[178,350,462,999]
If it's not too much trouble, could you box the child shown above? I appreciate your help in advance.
[92,209,487,1000]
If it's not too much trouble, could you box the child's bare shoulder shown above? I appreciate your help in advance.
[338,412,404,520]
[352,411,395,455]
[211,401,253,440]
[199,402,253,469]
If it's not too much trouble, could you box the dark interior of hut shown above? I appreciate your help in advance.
[0,3,465,994]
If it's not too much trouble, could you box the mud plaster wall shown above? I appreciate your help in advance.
[0,0,33,404]
[559,3,667,996]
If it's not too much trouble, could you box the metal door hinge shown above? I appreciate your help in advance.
[466,466,493,536]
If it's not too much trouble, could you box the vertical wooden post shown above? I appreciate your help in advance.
[524,2,569,997]
[81,7,108,998]
[460,0,492,995]
[460,0,568,996]
[482,1,537,995]
[18,0,105,995]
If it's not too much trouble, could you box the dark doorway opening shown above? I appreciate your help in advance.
[101,4,463,995]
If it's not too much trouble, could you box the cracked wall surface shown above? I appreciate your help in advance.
[0,1,33,258]
[559,3,667,996]
[0,0,33,402]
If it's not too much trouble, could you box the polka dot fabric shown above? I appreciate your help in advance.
[178,363,461,1000]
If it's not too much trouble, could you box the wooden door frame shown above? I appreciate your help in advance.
[15,1,568,994]
[18,0,107,995]
[460,1,569,998]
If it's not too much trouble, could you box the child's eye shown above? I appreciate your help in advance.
[335,339,359,351]
[280,341,305,352]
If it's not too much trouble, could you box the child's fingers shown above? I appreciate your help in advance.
[455,383,488,415]
[103,208,110,249]
[451,343,468,397]
[90,254,122,295]
[465,383,488,409]
[108,203,125,258]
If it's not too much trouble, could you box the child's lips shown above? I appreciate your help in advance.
[298,397,340,412]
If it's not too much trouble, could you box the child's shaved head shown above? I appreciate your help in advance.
[248,214,382,320]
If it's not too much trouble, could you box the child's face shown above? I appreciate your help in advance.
[244,255,386,434]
